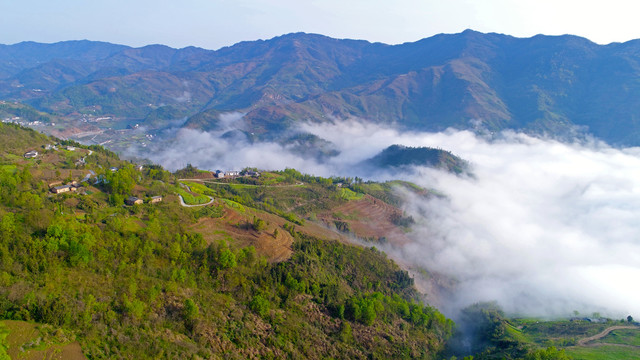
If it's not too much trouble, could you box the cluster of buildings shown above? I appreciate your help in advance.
[2,116,52,127]
[24,144,78,159]
[125,196,162,205]
[50,181,83,194]
[214,170,260,178]
[22,143,163,207]
[49,178,164,207]
[214,170,239,178]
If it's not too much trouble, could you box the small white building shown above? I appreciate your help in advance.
[24,150,38,158]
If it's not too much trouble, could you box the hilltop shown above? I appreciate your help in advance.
[361,145,469,175]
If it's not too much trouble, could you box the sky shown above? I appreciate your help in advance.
[2,0,640,49]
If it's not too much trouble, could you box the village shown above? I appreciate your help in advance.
[21,141,164,206]
[21,141,266,210]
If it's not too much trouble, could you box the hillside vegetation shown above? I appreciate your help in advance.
[0,123,454,359]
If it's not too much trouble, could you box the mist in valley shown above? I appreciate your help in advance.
[131,117,640,320]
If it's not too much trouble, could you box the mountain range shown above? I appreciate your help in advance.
[2,30,640,145]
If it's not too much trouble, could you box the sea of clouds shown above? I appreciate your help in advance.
[131,116,640,319]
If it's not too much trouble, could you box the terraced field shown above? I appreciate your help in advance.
[191,202,344,262]
[319,195,412,245]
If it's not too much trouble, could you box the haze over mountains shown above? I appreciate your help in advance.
[2,30,640,145]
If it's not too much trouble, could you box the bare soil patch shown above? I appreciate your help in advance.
[319,195,412,245]
[192,203,343,262]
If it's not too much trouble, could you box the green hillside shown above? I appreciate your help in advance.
[0,123,454,359]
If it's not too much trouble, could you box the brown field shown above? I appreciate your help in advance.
[192,202,344,262]
[1,320,87,360]
[319,195,412,246]
[191,193,413,262]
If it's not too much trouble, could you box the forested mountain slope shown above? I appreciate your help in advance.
[2,31,640,144]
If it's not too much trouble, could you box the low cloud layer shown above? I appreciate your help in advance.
[395,131,640,318]
[132,118,640,319]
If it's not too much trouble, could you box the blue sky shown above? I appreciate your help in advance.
[2,0,639,49]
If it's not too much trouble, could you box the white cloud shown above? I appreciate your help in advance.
[394,131,640,318]
[136,118,640,319]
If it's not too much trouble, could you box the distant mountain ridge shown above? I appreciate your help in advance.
[2,31,640,145]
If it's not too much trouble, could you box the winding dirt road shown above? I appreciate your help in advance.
[577,325,638,346]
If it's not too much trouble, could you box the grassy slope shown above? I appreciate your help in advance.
[598,328,640,346]
[504,318,640,359]
[0,320,85,360]
[565,345,640,360]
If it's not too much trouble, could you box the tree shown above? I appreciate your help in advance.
[252,217,266,232]
[105,165,135,195]
[524,346,570,360]
[249,295,270,317]
[0,213,16,244]
[628,315,634,323]
[218,249,237,269]
[184,298,199,322]
[339,322,353,343]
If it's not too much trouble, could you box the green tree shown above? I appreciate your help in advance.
[249,295,270,317]
[124,297,145,322]
[0,213,16,244]
[339,322,353,343]
[105,165,135,195]
[524,346,570,360]
[218,249,237,269]
[252,217,266,231]
[184,298,199,321]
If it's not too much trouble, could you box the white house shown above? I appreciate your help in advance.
[24,150,38,158]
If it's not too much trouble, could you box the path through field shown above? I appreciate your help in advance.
[577,325,638,346]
